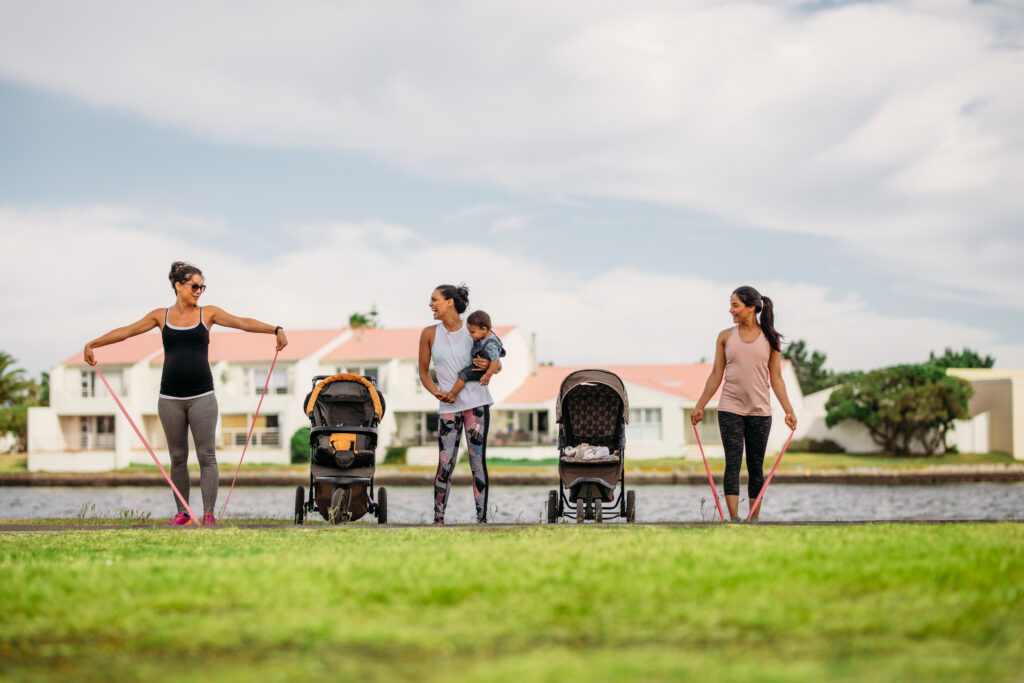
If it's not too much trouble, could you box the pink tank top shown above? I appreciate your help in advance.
[718,326,772,416]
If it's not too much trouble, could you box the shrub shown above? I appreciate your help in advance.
[290,427,311,464]
[382,447,407,465]
[825,364,973,456]
[789,437,845,453]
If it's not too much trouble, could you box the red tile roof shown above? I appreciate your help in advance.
[323,326,516,361]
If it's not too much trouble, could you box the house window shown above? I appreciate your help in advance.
[79,416,115,450]
[221,414,281,448]
[627,408,663,441]
[394,412,438,446]
[81,369,123,397]
[337,366,379,384]
[252,367,288,395]
[684,408,720,443]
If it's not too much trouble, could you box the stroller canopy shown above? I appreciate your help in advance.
[305,373,385,427]
[555,369,629,425]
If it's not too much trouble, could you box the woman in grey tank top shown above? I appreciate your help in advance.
[83,261,288,526]
[418,284,500,524]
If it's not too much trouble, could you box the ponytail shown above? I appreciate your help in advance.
[733,285,783,352]
[758,295,782,352]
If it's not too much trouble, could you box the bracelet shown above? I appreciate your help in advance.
[274,326,282,335]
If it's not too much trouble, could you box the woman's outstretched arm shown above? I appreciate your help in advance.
[205,306,288,350]
[84,309,163,365]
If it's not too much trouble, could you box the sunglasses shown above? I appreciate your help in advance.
[183,283,207,293]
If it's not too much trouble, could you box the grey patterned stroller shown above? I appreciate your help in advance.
[294,373,387,525]
[546,369,636,523]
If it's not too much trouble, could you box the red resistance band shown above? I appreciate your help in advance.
[746,429,796,522]
[93,364,202,525]
[218,348,280,521]
[693,423,726,522]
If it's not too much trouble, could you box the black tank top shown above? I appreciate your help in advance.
[159,307,215,398]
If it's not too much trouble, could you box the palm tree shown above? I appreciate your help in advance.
[0,352,30,406]
[348,305,380,330]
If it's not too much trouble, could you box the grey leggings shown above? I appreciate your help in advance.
[718,410,772,498]
[158,394,219,515]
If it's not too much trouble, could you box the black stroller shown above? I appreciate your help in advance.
[546,369,636,523]
[294,373,388,525]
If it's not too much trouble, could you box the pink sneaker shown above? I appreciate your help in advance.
[167,512,192,526]
[203,513,216,526]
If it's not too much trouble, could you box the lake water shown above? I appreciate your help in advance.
[2,483,1022,523]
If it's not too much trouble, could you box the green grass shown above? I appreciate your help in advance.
[0,452,27,472]
[2,524,1022,682]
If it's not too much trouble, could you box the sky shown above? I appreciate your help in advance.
[1,0,1022,379]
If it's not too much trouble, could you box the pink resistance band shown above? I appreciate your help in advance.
[218,348,280,521]
[93,363,202,525]
[746,428,796,522]
[693,423,726,522]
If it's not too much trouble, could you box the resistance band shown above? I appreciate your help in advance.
[218,348,279,521]
[745,428,796,522]
[94,363,202,525]
[693,422,726,522]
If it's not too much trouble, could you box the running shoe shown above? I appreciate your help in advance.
[167,512,191,526]
[203,513,216,526]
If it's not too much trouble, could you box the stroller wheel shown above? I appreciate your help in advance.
[294,486,305,525]
[546,490,557,524]
[626,489,636,524]
[329,487,351,525]
[377,487,388,524]
[576,498,585,524]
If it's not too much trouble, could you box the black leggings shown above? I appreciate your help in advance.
[718,410,772,498]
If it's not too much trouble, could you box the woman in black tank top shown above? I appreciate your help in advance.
[84,261,289,526]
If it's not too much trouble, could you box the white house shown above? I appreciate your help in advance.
[28,324,806,471]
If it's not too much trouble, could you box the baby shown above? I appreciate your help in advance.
[446,310,506,401]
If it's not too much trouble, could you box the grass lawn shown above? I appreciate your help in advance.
[2,524,1022,682]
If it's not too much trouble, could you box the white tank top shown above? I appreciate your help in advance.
[432,321,493,413]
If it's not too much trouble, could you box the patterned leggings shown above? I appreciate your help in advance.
[718,410,772,498]
[434,405,490,523]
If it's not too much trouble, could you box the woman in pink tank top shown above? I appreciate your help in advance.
[691,286,797,522]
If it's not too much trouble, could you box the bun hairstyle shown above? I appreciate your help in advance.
[435,283,470,314]
[169,261,203,292]
[733,285,783,352]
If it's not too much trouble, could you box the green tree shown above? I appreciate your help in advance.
[0,352,45,452]
[825,364,973,456]
[290,426,311,464]
[348,305,380,329]
[783,339,837,394]
[927,347,995,369]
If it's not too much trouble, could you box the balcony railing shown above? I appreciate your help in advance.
[221,428,281,448]
[78,433,116,451]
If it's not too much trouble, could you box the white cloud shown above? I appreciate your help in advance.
[1,204,1019,379]
[1,1,1022,306]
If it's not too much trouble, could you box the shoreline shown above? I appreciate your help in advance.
[3,464,1023,487]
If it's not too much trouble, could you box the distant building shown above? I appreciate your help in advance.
[28,325,805,471]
